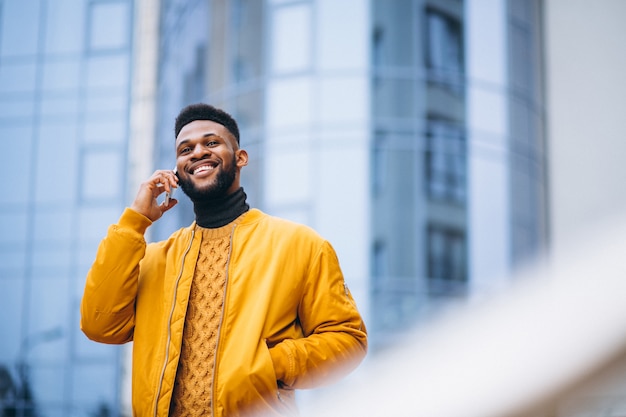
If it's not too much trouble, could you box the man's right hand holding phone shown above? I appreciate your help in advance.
[131,169,179,222]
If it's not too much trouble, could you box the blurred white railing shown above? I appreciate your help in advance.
[302,215,626,417]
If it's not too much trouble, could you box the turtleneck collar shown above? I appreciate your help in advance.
[193,187,250,228]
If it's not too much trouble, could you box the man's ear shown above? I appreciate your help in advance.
[236,149,249,168]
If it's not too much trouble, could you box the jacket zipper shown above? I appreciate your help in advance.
[210,223,237,417]
[153,228,196,417]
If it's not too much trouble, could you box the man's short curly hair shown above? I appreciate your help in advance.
[174,103,240,144]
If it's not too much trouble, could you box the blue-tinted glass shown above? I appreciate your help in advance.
[27,279,69,357]
[35,124,78,203]
[72,363,117,405]
[81,151,123,200]
[89,1,130,50]
[33,209,73,242]
[44,0,86,54]
[0,245,27,276]
[0,212,28,244]
[0,279,23,359]
[85,92,128,114]
[86,55,130,89]
[2,124,32,201]
[0,0,41,57]
[0,62,37,93]
[29,364,67,405]
[32,243,72,274]
[83,116,126,144]
[270,4,312,74]
[78,207,121,241]
[40,94,80,118]
[42,59,81,91]
[0,96,35,119]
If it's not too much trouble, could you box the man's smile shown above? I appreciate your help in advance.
[190,161,218,177]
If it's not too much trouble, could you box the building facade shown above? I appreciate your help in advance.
[0,0,133,415]
[148,0,547,345]
[0,0,548,415]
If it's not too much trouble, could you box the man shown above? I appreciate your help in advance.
[80,103,368,417]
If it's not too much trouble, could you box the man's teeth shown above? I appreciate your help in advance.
[193,165,214,175]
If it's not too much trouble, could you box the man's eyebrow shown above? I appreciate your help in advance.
[176,133,220,147]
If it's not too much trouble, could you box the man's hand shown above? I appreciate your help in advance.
[131,170,179,221]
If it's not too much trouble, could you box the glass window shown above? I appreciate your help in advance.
[0,278,23,358]
[316,0,368,71]
[29,364,67,407]
[0,97,35,119]
[510,24,532,93]
[0,1,41,57]
[425,119,466,204]
[26,281,68,342]
[32,244,72,275]
[230,0,263,82]
[83,116,127,144]
[427,224,467,282]
[40,94,80,119]
[318,76,368,124]
[88,1,130,51]
[42,59,81,92]
[1,126,33,205]
[85,55,130,89]
[78,207,121,242]
[85,92,128,115]
[80,150,123,201]
[267,77,312,129]
[424,8,464,87]
[372,132,387,196]
[33,209,73,242]
[0,62,37,93]
[372,77,418,119]
[72,363,118,406]
[265,144,311,205]
[35,124,78,204]
[372,240,388,278]
[44,0,86,54]
[270,4,312,74]
[182,44,206,104]
[0,245,27,276]
[0,212,28,244]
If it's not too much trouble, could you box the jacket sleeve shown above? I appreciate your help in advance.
[80,208,153,344]
[269,240,368,389]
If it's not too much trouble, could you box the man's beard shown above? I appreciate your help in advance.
[178,157,237,203]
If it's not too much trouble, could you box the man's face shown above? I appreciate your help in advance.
[174,119,247,202]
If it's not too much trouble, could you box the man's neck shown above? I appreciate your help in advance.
[193,187,249,228]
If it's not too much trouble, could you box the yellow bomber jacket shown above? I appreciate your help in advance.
[80,208,368,417]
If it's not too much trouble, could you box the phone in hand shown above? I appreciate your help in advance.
[165,168,177,205]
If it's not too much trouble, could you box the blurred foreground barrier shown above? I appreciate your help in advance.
[307,217,626,417]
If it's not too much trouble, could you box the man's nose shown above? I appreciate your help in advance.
[191,143,211,158]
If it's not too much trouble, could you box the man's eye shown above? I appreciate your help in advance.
[180,147,191,154]
[207,141,218,147]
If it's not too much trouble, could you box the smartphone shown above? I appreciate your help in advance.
[165,167,177,205]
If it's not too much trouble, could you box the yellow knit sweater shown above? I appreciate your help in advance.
[169,224,233,416]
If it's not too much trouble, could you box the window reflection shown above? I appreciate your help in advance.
[425,119,466,204]
[88,1,130,51]
[424,8,464,90]
[427,224,467,294]
[270,3,312,74]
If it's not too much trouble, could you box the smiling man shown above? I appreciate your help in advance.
[80,103,368,417]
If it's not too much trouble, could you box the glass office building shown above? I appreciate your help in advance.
[151,0,547,346]
[0,0,133,415]
[0,0,547,415]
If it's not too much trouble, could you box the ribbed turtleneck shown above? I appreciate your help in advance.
[193,187,249,229]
